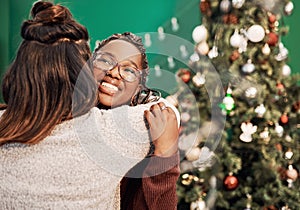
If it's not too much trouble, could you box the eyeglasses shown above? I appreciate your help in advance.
[93,52,143,83]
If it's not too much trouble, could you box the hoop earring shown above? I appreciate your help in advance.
[130,86,161,106]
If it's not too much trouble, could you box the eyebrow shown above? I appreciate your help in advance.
[122,59,138,68]
[96,51,140,69]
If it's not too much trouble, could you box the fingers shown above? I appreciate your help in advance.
[158,102,168,112]
[149,103,163,117]
[145,102,175,126]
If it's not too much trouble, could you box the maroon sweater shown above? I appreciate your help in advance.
[121,152,180,210]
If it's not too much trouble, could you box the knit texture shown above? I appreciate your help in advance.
[0,105,153,210]
[120,152,180,210]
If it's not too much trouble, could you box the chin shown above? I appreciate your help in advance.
[97,94,112,107]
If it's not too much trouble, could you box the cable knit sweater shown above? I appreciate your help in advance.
[0,105,154,210]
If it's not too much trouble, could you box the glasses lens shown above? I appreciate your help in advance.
[119,65,140,82]
[93,53,116,70]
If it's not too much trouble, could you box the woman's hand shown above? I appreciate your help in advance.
[144,102,179,157]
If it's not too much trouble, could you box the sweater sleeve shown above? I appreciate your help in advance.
[121,151,180,210]
[76,106,152,177]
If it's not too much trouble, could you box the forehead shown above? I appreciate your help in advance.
[99,39,141,62]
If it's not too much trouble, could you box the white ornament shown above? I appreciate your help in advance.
[259,128,270,141]
[245,87,258,98]
[196,42,209,55]
[190,199,206,210]
[208,45,219,59]
[180,45,189,59]
[242,59,255,73]
[275,42,288,61]
[192,25,208,43]
[230,29,243,48]
[282,64,291,76]
[220,0,232,13]
[246,25,265,43]
[186,147,201,161]
[181,112,191,123]
[158,26,165,41]
[222,87,235,111]
[190,52,200,62]
[232,0,245,8]
[285,135,292,142]
[192,146,215,169]
[223,96,235,111]
[167,56,175,69]
[285,1,294,15]
[281,205,291,210]
[262,43,271,55]
[275,123,284,137]
[144,33,152,47]
[240,122,257,142]
[192,72,206,87]
[285,149,293,160]
[171,17,179,32]
[255,104,266,117]
[238,34,248,52]
[178,131,198,151]
[154,64,162,77]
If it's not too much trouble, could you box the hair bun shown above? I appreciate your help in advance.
[21,1,88,44]
[31,1,53,18]
[31,1,72,24]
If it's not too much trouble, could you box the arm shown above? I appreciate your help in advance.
[121,153,180,210]
[121,102,180,210]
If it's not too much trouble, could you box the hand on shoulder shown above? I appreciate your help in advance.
[144,102,179,157]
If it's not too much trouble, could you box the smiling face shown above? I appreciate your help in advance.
[93,39,143,108]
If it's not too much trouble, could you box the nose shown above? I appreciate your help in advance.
[106,66,121,79]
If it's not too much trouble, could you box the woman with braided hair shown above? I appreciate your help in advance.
[93,32,180,210]
[0,1,178,209]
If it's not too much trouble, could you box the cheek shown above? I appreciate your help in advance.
[120,83,139,100]
[93,69,106,80]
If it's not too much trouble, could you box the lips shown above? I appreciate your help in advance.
[98,81,119,95]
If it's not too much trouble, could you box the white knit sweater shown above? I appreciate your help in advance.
[0,105,153,210]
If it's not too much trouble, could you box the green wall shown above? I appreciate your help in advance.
[1,0,299,78]
[0,0,9,79]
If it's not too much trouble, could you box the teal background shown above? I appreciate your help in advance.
[0,0,299,97]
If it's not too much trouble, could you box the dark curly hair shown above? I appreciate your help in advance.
[93,32,160,106]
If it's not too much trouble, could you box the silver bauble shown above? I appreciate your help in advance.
[245,87,258,98]
[232,0,245,8]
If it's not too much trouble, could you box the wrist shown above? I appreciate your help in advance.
[153,146,178,157]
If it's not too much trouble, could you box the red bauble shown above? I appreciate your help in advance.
[276,83,285,95]
[280,114,289,124]
[263,205,278,210]
[177,68,191,83]
[230,50,240,62]
[200,0,212,16]
[268,14,277,23]
[275,143,282,152]
[266,32,278,46]
[292,101,300,112]
[224,174,239,190]
[222,14,238,24]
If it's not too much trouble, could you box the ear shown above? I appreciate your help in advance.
[130,84,143,106]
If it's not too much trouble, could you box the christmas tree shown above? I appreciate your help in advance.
[173,0,300,209]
